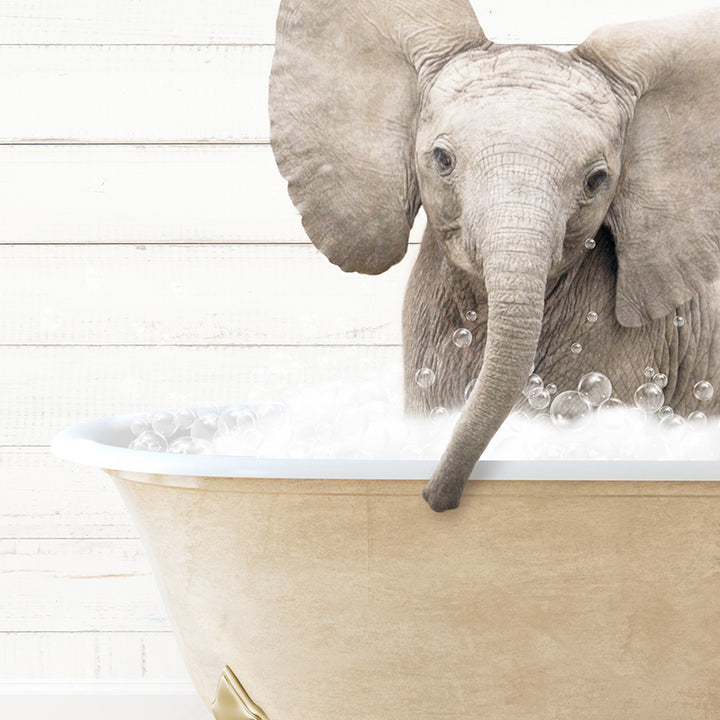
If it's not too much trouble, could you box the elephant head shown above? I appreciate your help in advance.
[269,1,720,511]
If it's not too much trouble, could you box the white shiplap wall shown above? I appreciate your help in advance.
[0,0,716,715]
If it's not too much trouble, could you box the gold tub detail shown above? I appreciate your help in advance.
[53,415,720,719]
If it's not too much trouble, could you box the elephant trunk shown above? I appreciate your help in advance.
[423,201,561,511]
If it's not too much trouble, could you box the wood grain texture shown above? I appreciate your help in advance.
[0,243,415,345]
[0,538,169,631]
[0,632,188,680]
[0,45,273,143]
[0,144,303,243]
[0,448,136,539]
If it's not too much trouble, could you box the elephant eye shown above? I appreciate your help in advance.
[432,146,455,175]
[584,168,608,195]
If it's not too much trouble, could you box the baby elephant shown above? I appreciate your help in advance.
[269,0,720,511]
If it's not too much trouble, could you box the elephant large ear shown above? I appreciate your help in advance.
[269,0,487,274]
[576,9,720,327]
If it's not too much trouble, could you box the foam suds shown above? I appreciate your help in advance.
[128,366,720,461]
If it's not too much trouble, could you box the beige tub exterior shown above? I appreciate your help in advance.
[110,471,720,719]
[53,417,720,718]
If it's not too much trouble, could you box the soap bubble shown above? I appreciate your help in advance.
[586,311,598,323]
[577,372,612,407]
[415,367,436,388]
[257,402,288,425]
[130,415,150,436]
[465,310,477,322]
[219,406,257,434]
[652,373,668,389]
[429,406,449,425]
[129,431,167,452]
[523,373,544,398]
[643,367,655,379]
[599,397,624,411]
[151,411,178,438]
[584,237,596,249]
[570,342,582,354]
[545,383,557,395]
[190,414,219,442]
[167,436,210,454]
[528,388,551,409]
[596,397,626,428]
[464,378,476,401]
[659,414,686,432]
[452,328,473,348]
[550,390,593,428]
[658,405,674,420]
[688,411,707,427]
[174,407,196,430]
[633,383,664,414]
[673,315,685,328]
[693,380,714,401]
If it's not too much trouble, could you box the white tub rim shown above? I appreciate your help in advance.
[51,411,720,483]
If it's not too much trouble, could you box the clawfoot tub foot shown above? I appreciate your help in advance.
[211,666,270,720]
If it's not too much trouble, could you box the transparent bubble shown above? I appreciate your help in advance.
[688,411,707,427]
[673,315,685,328]
[219,406,257,434]
[527,388,551,410]
[167,436,210,454]
[464,378,476,402]
[452,328,473,348]
[659,414,686,431]
[130,415,150,437]
[584,237,596,250]
[598,397,624,411]
[151,410,178,438]
[633,383,665,414]
[429,406,449,425]
[586,311,598,323]
[523,374,544,398]
[596,397,626,428]
[415,367,436,388]
[465,310,478,322]
[570,342,582,354]
[693,380,714,402]
[643,366,655,379]
[175,407,196,431]
[652,373,668,389]
[190,414,220,442]
[658,405,674,420]
[577,371,612,407]
[129,431,167,452]
[257,402,288,425]
[550,390,593,428]
[545,383,557,396]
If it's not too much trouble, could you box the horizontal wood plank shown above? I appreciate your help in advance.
[0,538,169,631]
[0,1,714,45]
[0,632,189,680]
[0,144,306,243]
[0,45,273,143]
[0,345,403,445]
[0,448,136,540]
[0,243,416,345]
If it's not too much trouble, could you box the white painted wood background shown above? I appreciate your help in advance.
[0,0,716,716]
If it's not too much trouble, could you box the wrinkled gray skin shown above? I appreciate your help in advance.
[269,1,720,512]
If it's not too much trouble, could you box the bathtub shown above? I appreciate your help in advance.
[53,411,720,719]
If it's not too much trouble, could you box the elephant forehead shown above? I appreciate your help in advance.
[425,46,622,129]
